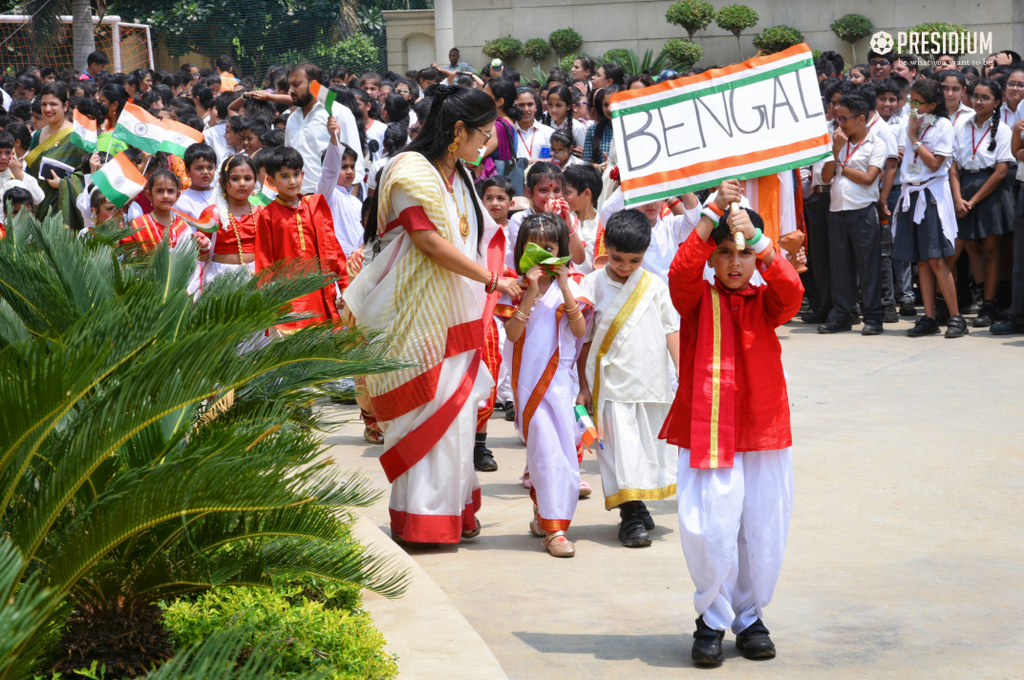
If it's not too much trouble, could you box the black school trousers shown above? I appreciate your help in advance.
[828,204,883,324]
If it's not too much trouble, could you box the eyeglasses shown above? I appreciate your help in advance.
[472,128,493,144]
[1006,82,1024,89]
[833,115,861,124]
[869,60,890,67]
[396,89,410,95]
[972,95,995,103]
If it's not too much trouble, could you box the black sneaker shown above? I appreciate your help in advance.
[906,316,940,337]
[735,619,776,660]
[899,302,918,317]
[504,404,516,421]
[991,319,1024,335]
[861,320,883,335]
[618,502,651,547]
[964,298,984,315]
[800,310,828,324]
[635,500,655,531]
[883,306,899,323]
[973,301,995,328]
[474,445,498,472]
[945,315,969,338]
[817,319,852,334]
[691,616,725,665]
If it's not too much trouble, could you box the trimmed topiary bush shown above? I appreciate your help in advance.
[830,13,873,64]
[560,52,586,72]
[549,28,583,58]
[666,0,715,40]
[910,22,970,54]
[716,4,759,60]
[662,38,704,72]
[483,36,523,63]
[752,25,804,55]
[523,38,550,65]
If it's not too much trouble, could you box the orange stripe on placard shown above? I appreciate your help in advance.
[610,44,811,106]
[621,133,831,192]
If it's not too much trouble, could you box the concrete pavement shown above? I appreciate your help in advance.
[325,317,1024,679]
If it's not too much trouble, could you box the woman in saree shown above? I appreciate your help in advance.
[25,82,88,231]
[344,85,522,547]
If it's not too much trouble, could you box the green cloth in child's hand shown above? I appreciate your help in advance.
[519,242,571,275]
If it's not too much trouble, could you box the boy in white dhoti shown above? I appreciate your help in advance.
[577,209,680,547]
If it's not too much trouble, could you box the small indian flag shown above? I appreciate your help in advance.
[114,102,167,155]
[310,81,338,116]
[92,152,145,208]
[160,120,205,157]
[70,109,98,153]
[249,183,275,207]
[172,204,220,234]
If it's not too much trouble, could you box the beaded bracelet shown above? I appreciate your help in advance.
[484,271,499,294]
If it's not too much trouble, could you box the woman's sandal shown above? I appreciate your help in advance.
[461,516,482,541]
[361,410,384,445]
[529,506,545,538]
[542,531,575,558]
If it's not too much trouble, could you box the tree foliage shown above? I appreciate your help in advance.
[523,38,550,66]
[548,28,583,58]
[661,39,704,72]
[715,4,759,37]
[830,13,873,44]
[482,36,523,63]
[666,0,715,40]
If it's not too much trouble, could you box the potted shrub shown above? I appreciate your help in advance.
[752,25,805,55]
[483,36,524,64]
[910,22,969,55]
[549,27,583,59]
[830,13,873,64]
[715,4,759,61]
[662,38,704,72]
[523,38,551,67]
[666,0,715,40]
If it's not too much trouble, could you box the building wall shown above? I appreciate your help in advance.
[450,0,1021,75]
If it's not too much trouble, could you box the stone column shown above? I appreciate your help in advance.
[434,0,454,64]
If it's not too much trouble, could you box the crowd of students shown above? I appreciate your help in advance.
[2,40,1022,667]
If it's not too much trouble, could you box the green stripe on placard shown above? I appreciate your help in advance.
[621,150,831,207]
[611,57,813,118]
[91,171,134,208]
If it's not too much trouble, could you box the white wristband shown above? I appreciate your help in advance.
[701,207,721,225]
[751,235,772,256]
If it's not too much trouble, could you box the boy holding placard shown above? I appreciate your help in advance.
[662,179,803,665]
[577,209,679,548]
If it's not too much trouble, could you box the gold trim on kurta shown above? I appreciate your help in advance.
[591,270,652,426]
[604,483,677,510]
[709,287,722,468]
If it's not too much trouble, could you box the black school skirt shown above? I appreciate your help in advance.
[894,189,955,262]
[956,168,1015,240]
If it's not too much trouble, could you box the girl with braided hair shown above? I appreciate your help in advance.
[950,79,1016,327]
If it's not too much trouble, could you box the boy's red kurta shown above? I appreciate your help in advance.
[254,194,348,331]
[661,229,803,464]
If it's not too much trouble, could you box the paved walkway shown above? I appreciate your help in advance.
[325,317,1024,679]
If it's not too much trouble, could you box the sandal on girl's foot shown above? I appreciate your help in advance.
[521,468,532,489]
[529,507,545,538]
[461,516,481,541]
[578,480,592,498]
[363,425,384,444]
[542,531,575,557]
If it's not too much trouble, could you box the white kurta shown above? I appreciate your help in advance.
[581,267,679,509]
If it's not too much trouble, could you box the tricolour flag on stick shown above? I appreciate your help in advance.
[609,43,831,206]
[114,102,168,155]
[160,120,205,157]
[172,204,220,234]
[310,81,338,116]
[70,109,98,153]
[92,152,146,208]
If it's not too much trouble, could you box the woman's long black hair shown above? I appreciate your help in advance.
[486,78,522,122]
[364,86,497,253]
[590,85,621,163]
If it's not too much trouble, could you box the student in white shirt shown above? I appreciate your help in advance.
[513,87,554,161]
[0,130,44,223]
[938,70,976,133]
[173,143,218,219]
[892,79,965,338]
[546,84,587,151]
[864,85,903,322]
[1000,68,1024,127]
[949,78,1016,328]
[356,89,387,162]
[819,93,888,335]
[317,117,364,258]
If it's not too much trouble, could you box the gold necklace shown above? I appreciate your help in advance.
[437,163,470,241]
[225,201,250,261]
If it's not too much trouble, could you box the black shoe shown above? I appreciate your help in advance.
[691,616,725,665]
[899,302,918,317]
[945,315,969,338]
[963,298,984,315]
[973,301,996,328]
[883,306,899,323]
[906,316,940,337]
[504,404,516,421]
[861,320,883,335]
[817,319,852,334]
[849,314,862,325]
[735,619,776,660]
[618,502,651,547]
[800,310,828,324]
[474,445,498,472]
[991,319,1024,335]
[635,500,655,531]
